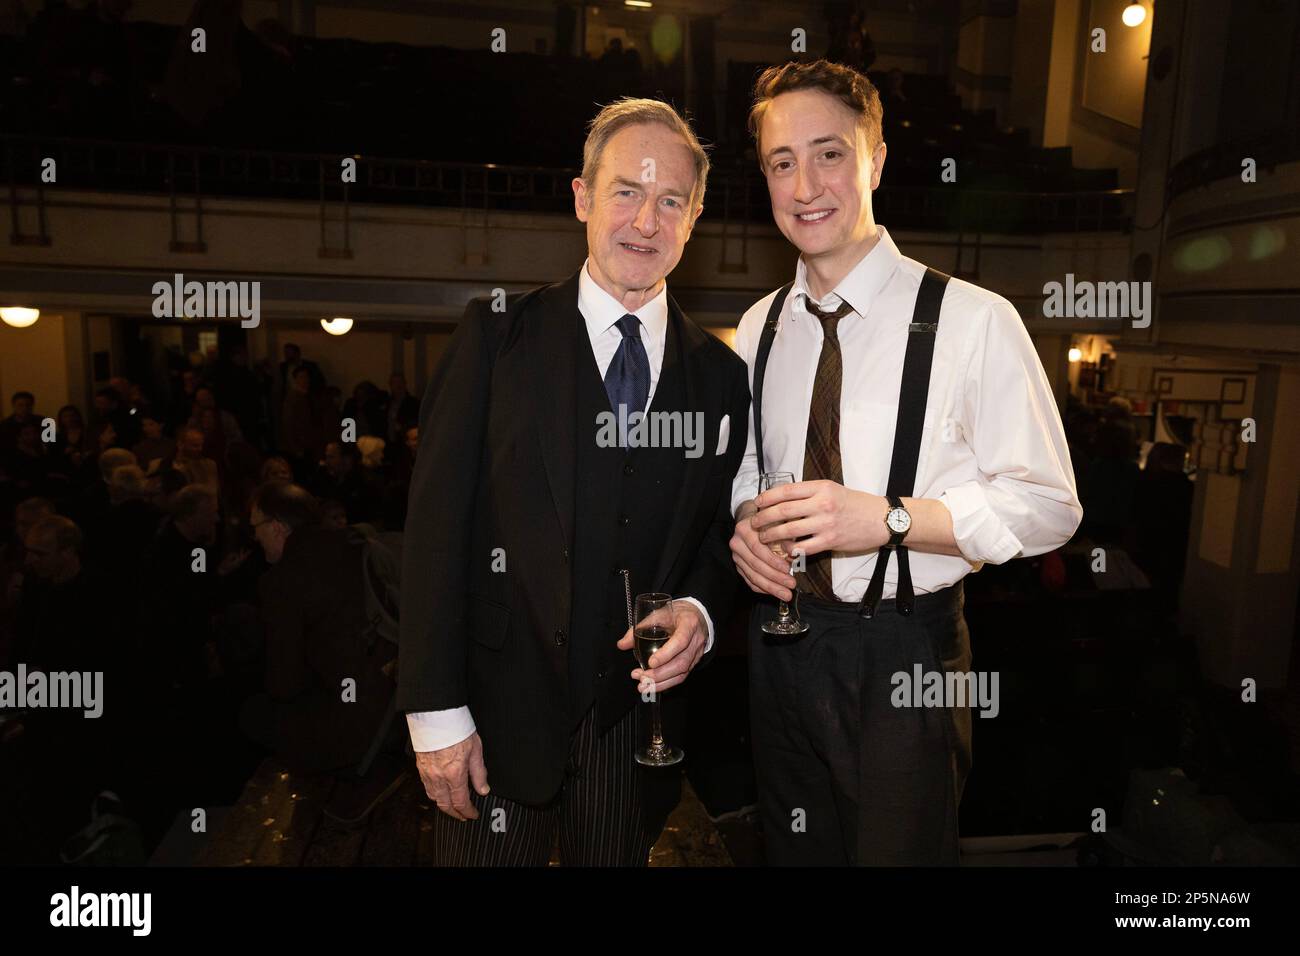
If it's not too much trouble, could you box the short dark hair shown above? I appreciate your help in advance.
[749,58,884,166]
[95,386,120,403]
[171,483,218,520]
[319,498,347,519]
[12,390,34,404]
[325,440,360,462]
[15,496,55,521]
[251,480,320,530]
[30,514,83,555]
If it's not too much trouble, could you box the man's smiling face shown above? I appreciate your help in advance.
[573,122,701,305]
[759,88,885,261]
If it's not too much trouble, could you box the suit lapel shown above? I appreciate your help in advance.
[530,275,717,591]
[527,270,582,550]
[652,293,713,591]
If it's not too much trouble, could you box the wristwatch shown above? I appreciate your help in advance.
[860,494,916,620]
[884,494,911,545]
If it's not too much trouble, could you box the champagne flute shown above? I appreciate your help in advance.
[758,471,810,636]
[633,592,683,767]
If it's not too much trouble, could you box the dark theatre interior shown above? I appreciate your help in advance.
[1,0,1298,870]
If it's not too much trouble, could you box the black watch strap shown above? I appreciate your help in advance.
[889,495,916,615]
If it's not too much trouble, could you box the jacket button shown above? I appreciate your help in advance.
[554,629,567,646]
[623,463,634,476]
[597,668,607,679]
[561,548,569,563]
[619,515,630,526]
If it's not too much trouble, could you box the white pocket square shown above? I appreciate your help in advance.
[716,414,731,455]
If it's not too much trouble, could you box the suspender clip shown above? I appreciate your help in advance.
[858,545,891,619]
[895,545,915,616]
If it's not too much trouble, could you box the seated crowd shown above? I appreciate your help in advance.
[0,343,420,862]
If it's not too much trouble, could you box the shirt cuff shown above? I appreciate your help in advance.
[405,706,476,752]
[938,481,1024,566]
[730,482,758,520]
[678,596,715,654]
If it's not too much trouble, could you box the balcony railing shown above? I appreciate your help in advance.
[5,135,1133,242]
[1167,126,1300,201]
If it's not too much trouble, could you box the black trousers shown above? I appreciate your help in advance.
[427,701,660,866]
[749,582,973,866]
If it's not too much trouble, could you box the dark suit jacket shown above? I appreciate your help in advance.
[398,270,750,805]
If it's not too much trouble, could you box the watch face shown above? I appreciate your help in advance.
[886,507,911,534]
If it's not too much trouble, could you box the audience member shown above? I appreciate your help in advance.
[278,342,322,394]
[92,385,140,449]
[1,420,49,499]
[100,463,163,568]
[319,497,348,531]
[312,440,381,524]
[13,515,114,673]
[162,425,220,497]
[385,374,419,449]
[131,413,175,478]
[168,368,203,433]
[259,455,293,483]
[279,366,337,475]
[0,390,41,457]
[239,480,394,774]
[341,380,387,439]
[49,404,99,486]
[1134,442,1193,614]
[0,497,56,666]
[67,446,135,542]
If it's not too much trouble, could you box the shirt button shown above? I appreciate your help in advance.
[554,629,567,646]
[561,548,569,563]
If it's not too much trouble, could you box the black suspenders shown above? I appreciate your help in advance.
[752,282,794,476]
[750,267,951,618]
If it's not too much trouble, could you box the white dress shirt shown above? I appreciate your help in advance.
[406,259,715,751]
[731,225,1082,602]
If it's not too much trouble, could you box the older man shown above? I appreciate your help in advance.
[400,98,750,865]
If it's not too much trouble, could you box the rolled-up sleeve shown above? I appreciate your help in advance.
[939,298,1083,564]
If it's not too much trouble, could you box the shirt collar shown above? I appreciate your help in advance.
[790,225,902,322]
[578,257,668,353]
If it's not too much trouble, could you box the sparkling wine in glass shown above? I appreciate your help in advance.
[633,592,683,767]
[758,471,810,636]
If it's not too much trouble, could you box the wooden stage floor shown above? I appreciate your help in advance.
[193,759,734,866]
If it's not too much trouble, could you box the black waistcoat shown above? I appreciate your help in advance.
[568,309,690,726]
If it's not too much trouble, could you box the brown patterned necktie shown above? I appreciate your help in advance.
[796,295,854,601]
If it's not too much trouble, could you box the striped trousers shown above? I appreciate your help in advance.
[427,701,658,866]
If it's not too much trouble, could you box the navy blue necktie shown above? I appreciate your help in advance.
[603,314,650,421]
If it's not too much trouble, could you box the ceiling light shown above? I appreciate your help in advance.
[1,306,39,328]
